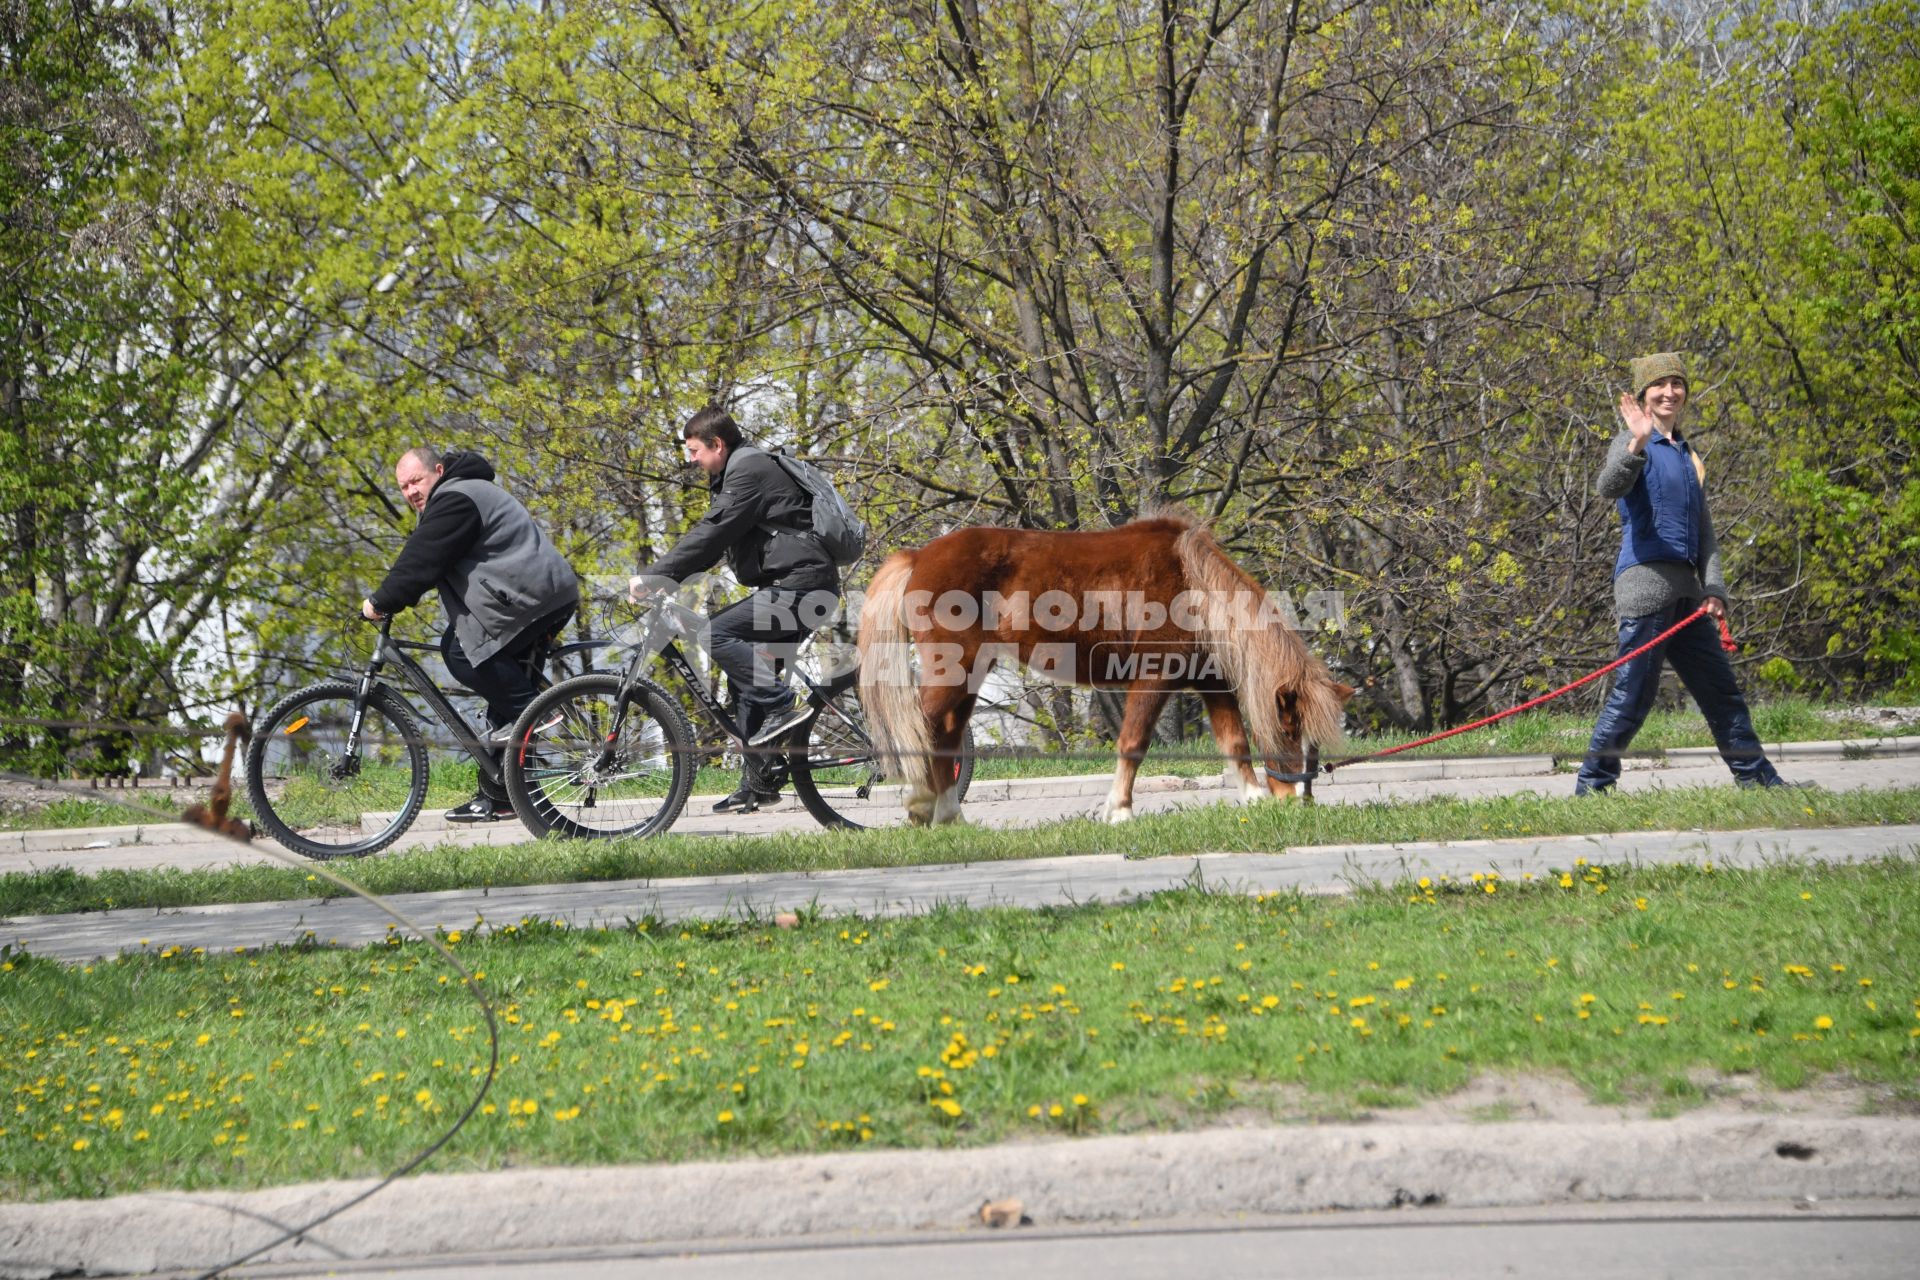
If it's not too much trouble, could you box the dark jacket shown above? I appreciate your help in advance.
[370,451,579,663]
[646,446,838,592]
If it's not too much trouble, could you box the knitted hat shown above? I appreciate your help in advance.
[1629,352,1689,398]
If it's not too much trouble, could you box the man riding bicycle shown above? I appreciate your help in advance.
[630,407,840,814]
[362,447,579,822]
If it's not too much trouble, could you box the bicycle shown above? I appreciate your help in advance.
[244,617,604,858]
[502,594,974,837]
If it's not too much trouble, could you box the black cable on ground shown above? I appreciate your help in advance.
[0,766,501,1280]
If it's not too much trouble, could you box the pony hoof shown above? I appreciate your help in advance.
[904,782,939,826]
[1105,806,1133,825]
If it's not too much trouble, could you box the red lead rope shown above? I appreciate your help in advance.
[1320,605,1738,775]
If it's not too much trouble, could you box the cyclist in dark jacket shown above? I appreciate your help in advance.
[1575,353,1786,795]
[632,407,840,813]
[363,448,579,821]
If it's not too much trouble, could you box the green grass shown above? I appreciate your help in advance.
[5,783,1917,919]
[0,794,181,832]
[5,858,1916,1202]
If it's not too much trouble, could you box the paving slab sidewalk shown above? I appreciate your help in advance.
[4,737,1917,876]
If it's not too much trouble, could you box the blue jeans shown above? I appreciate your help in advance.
[1575,601,1779,793]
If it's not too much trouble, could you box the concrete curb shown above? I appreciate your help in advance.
[1670,735,1920,763]
[363,772,1223,835]
[1315,754,1558,783]
[0,822,215,855]
[3,1115,1915,1279]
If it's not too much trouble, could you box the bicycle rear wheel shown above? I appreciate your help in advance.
[504,674,695,839]
[789,694,974,830]
[245,680,430,859]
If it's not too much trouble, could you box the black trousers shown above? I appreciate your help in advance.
[443,602,576,797]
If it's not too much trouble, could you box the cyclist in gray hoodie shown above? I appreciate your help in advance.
[363,447,579,821]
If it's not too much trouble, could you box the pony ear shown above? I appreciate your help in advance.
[1333,682,1357,704]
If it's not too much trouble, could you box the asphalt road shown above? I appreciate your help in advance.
[144,1204,1920,1280]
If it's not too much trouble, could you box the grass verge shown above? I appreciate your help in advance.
[3,784,1918,920]
[0,794,183,833]
[4,858,1916,1202]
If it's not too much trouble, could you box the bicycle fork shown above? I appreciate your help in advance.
[334,659,388,781]
[563,673,666,809]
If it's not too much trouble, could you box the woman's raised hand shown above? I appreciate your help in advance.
[1618,391,1654,453]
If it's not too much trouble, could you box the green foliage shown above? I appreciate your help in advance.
[5,0,1918,772]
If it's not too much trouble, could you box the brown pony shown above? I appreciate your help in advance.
[856,511,1352,825]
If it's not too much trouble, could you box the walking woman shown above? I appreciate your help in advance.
[1575,352,1789,794]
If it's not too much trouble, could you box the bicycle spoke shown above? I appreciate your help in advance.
[508,675,688,838]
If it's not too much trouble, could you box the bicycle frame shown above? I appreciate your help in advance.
[347,621,504,786]
[598,599,858,771]
[346,620,608,788]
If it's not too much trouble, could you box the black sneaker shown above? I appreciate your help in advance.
[446,793,513,823]
[747,696,816,746]
[711,782,785,814]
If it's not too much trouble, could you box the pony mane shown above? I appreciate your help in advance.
[1132,503,1202,531]
[1173,523,1345,755]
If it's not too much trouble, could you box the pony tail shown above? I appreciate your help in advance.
[856,552,935,787]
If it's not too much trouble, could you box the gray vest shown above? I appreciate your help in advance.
[432,477,579,664]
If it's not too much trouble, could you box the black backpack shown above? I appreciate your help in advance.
[735,445,868,567]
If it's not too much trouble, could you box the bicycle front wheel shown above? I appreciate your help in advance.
[789,695,974,830]
[504,674,695,839]
[245,680,430,859]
